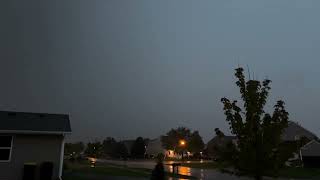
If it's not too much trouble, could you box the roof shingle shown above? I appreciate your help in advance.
[0,111,71,134]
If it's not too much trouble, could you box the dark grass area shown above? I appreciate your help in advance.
[278,167,320,179]
[64,163,150,178]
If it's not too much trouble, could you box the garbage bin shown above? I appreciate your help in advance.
[23,162,37,180]
[40,162,54,180]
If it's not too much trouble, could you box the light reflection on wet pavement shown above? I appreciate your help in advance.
[98,159,298,180]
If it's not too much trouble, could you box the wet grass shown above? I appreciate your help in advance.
[278,167,320,179]
[64,162,150,177]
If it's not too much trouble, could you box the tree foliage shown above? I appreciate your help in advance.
[221,67,289,179]
[161,127,191,153]
[102,137,118,158]
[188,131,205,153]
[116,142,129,159]
[131,137,146,158]
[85,141,103,158]
[161,127,204,154]
[101,137,131,159]
[214,128,225,138]
[64,142,85,155]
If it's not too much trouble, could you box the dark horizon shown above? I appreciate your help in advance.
[1,0,320,143]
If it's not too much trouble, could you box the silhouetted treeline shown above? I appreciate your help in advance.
[71,136,147,159]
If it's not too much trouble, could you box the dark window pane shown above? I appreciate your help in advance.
[0,136,12,147]
[0,149,10,160]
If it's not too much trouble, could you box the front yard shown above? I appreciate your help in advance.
[277,167,320,179]
[63,159,320,179]
[63,161,196,180]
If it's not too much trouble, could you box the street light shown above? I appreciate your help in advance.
[179,140,187,160]
[179,140,186,146]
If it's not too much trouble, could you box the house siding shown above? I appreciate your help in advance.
[0,134,63,180]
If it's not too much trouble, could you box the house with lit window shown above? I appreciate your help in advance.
[0,111,71,180]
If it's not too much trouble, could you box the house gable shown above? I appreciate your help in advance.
[282,121,317,142]
[301,140,320,157]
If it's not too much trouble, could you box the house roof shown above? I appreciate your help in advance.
[208,135,236,143]
[0,111,71,134]
[282,121,317,141]
[224,136,237,141]
[301,140,320,157]
[207,135,236,148]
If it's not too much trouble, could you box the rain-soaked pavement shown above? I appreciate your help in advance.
[96,159,276,180]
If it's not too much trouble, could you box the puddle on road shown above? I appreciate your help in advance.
[168,166,206,180]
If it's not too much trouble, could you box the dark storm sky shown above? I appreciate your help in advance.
[1,0,320,142]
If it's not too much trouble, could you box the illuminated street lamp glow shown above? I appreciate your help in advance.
[179,140,186,146]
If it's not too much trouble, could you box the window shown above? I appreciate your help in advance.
[0,136,13,162]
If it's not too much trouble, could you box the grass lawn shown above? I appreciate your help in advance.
[278,167,320,179]
[64,162,150,177]
[63,161,196,180]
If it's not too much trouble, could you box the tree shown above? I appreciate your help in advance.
[188,131,205,153]
[161,127,191,155]
[85,141,103,158]
[131,137,146,158]
[161,127,205,159]
[221,67,289,180]
[116,142,129,159]
[214,128,225,138]
[102,137,118,158]
[64,142,85,156]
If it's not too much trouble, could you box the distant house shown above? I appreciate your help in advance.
[280,121,319,166]
[300,140,320,168]
[146,138,181,159]
[0,111,71,180]
[206,135,237,159]
[282,121,318,142]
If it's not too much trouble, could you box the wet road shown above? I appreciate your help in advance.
[97,159,254,180]
[96,159,310,179]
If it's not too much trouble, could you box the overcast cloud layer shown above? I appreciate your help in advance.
[1,0,320,142]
